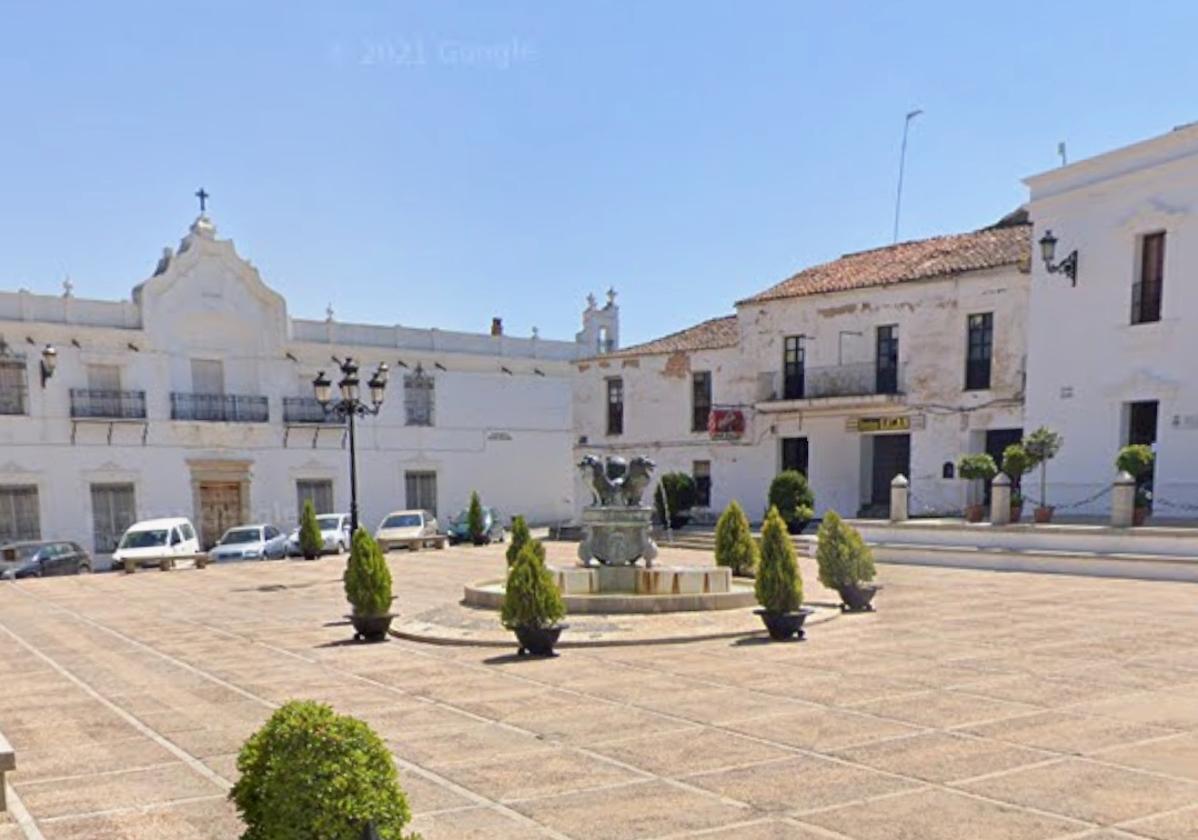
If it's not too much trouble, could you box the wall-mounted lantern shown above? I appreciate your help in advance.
[1038,229,1078,286]
[40,344,57,387]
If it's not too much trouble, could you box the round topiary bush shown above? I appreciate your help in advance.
[816,510,876,590]
[767,471,815,534]
[343,529,392,617]
[230,700,416,840]
[298,499,323,560]
[501,542,565,630]
[1115,444,1155,480]
[755,506,803,614]
[957,453,998,482]
[714,500,757,577]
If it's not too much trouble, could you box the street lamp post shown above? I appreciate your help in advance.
[314,358,389,534]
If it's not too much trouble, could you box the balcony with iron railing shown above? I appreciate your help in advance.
[70,389,147,420]
[757,362,906,405]
[170,392,269,423]
[282,397,343,424]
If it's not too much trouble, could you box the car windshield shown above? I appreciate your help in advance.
[119,529,168,549]
[316,516,342,530]
[220,528,261,545]
[383,514,421,528]
[0,545,39,563]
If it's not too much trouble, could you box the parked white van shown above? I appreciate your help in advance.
[111,518,201,570]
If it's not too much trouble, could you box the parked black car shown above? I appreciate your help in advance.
[0,541,93,580]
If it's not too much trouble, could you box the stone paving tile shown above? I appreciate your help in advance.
[510,779,751,839]
[961,711,1176,756]
[12,762,225,820]
[1092,732,1198,781]
[590,727,795,777]
[957,758,1198,825]
[502,700,696,747]
[33,797,241,840]
[437,744,645,801]
[852,689,1040,730]
[1070,691,1198,731]
[12,736,180,783]
[1121,805,1198,840]
[408,805,557,839]
[833,731,1053,784]
[801,787,1084,840]
[724,707,921,753]
[674,818,841,838]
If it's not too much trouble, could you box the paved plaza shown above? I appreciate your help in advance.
[2,542,1198,839]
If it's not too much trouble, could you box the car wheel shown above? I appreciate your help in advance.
[78,563,92,574]
[337,541,346,554]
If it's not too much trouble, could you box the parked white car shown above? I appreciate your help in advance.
[285,513,351,557]
[209,524,288,563]
[375,510,439,551]
[112,518,200,570]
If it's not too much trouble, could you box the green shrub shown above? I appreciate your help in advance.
[654,472,697,527]
[1116,444,1155,480]
[505,515,544,567]
[298,500,323,559]
[754,506,803,613]
[1001,444,1034,503]
[501,542,565,630]
[343,529,392,616]
[767,471,815,532]
[1023,426,1064,507]
[714,500,757,576]
[466,491,485,543]
[816,510,876,590]
[957,453,998,482]
[230,700,416,840]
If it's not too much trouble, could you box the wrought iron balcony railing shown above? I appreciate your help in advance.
[170,392,269,423]
[758,362,905,402]
[282,397,342,424]
[70,389,147,420]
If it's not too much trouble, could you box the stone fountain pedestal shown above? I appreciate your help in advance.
[577,506,658,567]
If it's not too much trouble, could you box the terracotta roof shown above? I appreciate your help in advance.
[596,315,739,359]
[740,223,1030,305]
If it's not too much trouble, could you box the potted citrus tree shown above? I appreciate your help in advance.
[1116,444,1155,526]
[230,700,417,840]
[767,470,816,534]
[298,499,323,560]
[754,506,812,640]
[957,453,998,522]
[816,511,879,611]
[1024,426,1064,523]
[1001,443,1034,523]
[502,541,566,656]
[343,529,394,642]
[714,500,757,577]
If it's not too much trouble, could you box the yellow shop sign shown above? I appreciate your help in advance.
[857,416,910,433]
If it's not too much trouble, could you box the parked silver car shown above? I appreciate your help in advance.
[209,524,288,562]
[286,513,352,556]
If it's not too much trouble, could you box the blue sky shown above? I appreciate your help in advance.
[2,2,1197,345]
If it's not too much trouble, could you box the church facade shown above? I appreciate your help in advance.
[0,212,618,563]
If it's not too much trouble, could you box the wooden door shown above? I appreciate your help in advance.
[199,481,242,549]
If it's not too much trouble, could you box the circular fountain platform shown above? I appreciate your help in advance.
[463,576,758,614]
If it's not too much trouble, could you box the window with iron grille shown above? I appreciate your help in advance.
[1132,232,1165,325]
[607,377,623,436]
[296,479,334,518]
[90,483,136,553]
[0,486,40,543]
[692,371,712,432]
[693,460,712,507]
[0,359,27,415]
[405,471,438,516]
[404,367,435,427]
[875,325,899,395]
[783,336,805,399]
[965,313,993,391]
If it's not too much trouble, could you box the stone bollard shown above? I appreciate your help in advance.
[990,473,1012,525]
[890,474,909,522]
[1111,470,1136,528]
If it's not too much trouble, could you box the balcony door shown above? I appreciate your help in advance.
[191,359,225,395]
[875,326,898,394]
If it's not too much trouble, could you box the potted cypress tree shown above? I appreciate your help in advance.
[816,511,879,612]
[230,700,417,840]
[343,529,395,642]
[506,514,542,566]
[767,471,816,534]
[502,541,566,655]
[754,506,812,640]
[466,491,486,545]
[1001,443,1034,523]
[957,453,998,522]
[1024,427,1064,523]
[714,500,757,577]
[298,499,323,561]
[1116,444,1155,526]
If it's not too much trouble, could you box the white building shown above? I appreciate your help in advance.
[574,217,1031,521]
[0,212,618,563]
[1024,123,1198,519]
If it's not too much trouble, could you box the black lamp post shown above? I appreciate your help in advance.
[314,358,389,534]
[1038,229,1078,286]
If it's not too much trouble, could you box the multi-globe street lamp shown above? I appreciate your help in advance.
[313,357,389,534]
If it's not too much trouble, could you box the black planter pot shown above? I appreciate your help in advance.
[348,613,395,642]
[754,608,813,641]
[837,583,879,612]
[785,519,810,535]
[513,624,566,656]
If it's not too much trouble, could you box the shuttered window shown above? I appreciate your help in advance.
[90,483,136,553]
[405,471,438,515]
[1132,232,1165,325]
[0,486,40,543]
[296,479,334,518]
[404,367,435,427]
[0,360,27,415]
